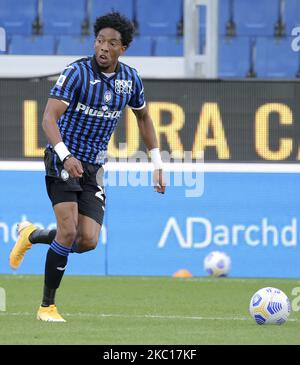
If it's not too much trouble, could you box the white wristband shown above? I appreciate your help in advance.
[54,142,70,162]
[150,148,163,170]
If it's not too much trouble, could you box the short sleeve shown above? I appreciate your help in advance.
[49,64,80,104]
[128,72,146,110]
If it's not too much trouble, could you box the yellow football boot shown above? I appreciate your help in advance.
[9,221,37,269]
[37,305,66,322]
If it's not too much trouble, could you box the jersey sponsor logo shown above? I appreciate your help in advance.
[115,79,133,94]
[75,102,121,118]
[90,79,101,85]
[56,75,66,87]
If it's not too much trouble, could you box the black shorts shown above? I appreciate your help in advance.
[44,148,105,225]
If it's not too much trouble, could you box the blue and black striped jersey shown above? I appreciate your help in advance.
[49,56,145,165]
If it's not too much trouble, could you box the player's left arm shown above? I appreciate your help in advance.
[133,107,166,194]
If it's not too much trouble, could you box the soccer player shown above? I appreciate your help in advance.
[9,12,165,322]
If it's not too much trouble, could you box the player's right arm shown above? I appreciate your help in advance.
[42,98,67,147]
[42,98,83,178]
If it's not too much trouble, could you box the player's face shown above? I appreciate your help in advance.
[94,28,126,72]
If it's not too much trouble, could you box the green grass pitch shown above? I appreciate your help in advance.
[0,274,299,344]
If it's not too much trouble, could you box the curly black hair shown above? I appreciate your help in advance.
[94,12,135,48]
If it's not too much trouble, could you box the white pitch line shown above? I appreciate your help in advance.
[0,311,299,322]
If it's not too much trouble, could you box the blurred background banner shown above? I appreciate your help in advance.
[1,170,300,278]
[1,78,300,162]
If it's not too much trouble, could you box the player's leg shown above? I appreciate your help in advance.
[36,171,81,322]
[73,213,101,253]
[30,227,56,244]
[9,212,99,267]
[37,201,78,322]
[71,166,105,253]
[30,208,103,254]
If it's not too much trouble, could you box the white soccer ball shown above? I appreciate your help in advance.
[203,251,231,277]
[249,287,291,325]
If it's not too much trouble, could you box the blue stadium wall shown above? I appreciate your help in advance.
[1,78,300,278]
[0,170,300,278]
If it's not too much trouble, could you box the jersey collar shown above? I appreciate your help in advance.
[91,56,121,79]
